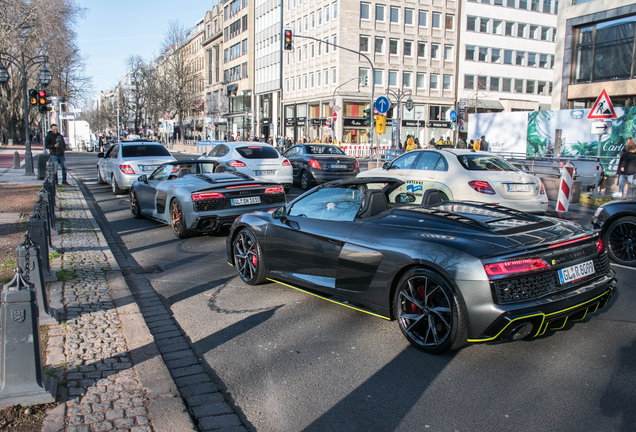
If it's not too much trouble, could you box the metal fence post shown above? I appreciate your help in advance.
[12,151,20,169]
[28,202,55,283]
[36,190,54,246]
[0,269,57,409]
[17,234,57,325]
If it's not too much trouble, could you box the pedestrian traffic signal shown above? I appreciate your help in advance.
[363,108,371,126]
[361,75,368,87]
[38,90,49,113]
[375,115,386,134]
[29,89,38,106]
[283,29,293,51]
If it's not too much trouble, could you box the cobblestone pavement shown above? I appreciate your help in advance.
[46,181,153,432]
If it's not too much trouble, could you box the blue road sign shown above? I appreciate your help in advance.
[197,140,213,146]
[270,124,274,130]
[375,96,390,114]
[449,110,457,122]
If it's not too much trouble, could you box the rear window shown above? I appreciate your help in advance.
[122,145,172,158]
[457,155,518,171]
[236,146,280,159]
[306,145,345,155]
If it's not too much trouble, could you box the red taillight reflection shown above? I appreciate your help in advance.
[354,160,359,170]
[228,160,247,167]
[485,259,550,278]
[265,186,284,194]
[119,165,135,174]
[596,238,604,252]
[548,235,592,249]
[282,159,291,166]
[468,180,495,195]
[192,192,224,200]
[540,182,546,195]
[226,184,261,189]
[308,159,322,169]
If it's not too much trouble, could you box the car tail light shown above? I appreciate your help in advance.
[228,160,246,167]
[354,160,359,170]
[548,235,592,249]
[484,259,550,278]
[265,186,284,194]
[192,192,224,200]
[468,180,495,195]
[308,159,322,169]
[540,182,546,195]
[282,159,291,166]
[596,238,604,252]
[171,168,180,173]
[119,165,135,174]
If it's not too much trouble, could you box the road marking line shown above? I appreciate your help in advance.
[610,263,636,270]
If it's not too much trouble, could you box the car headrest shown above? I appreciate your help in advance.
[179,168,192,177]
[357,189,388,219]
[421,189,443,206]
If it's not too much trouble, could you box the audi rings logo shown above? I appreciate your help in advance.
[571,110,585,119]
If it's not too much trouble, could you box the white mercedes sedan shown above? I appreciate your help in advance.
[360,149,549,214]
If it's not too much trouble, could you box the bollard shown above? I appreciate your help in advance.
[34,196,53,249]
[37,188,56,240]
[0,268,57,409]
[12,151,20,169]
[28,204,56,283]
[44,160,57,212]
[556,162,575,212]
[17,234,57,325]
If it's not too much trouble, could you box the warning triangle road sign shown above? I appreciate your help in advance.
[587,89,617,119]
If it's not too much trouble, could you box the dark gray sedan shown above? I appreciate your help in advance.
[283,144,360,190]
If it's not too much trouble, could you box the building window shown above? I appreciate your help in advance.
[491,48,501,63]
[507,0,515,7]
[464,75,474,90]
[405,9,414,25]
[540,54,548,68]
[431,44,439,59]
[311,43,314,58]
[317,71,321,86]
[286,79,289,92]
[515,79,524,93]
[375,37,384,54]
[360,36,370,52]
[389,39,398,55]
[390,7,399,23]
[526,80,535,93]
[480,17,488,33]
[324,70,328,86]
[443,75,451,90]
[318,9,322,25]
[374,69,383,86]
[541,26,549,41]
[404,72,413,87]
[388,70,398,86]
[359,68,369,86]
[432,12,441,29]
[304,75,307,89]
[490,77,500,91]
[418,10,427,27]
[528,52,537,67]
[360,3,370,20]
[376,4,384,22]
[430,74,438,89]
[417,73,426,89]
[466,45,475,61]
[325,38,329,53]
[531,0,540,11]
[477,76,487,90]
[444,45,453,61]
[538,81,547,95]
[502,78,512,92]
[479,47,488,62]
[516,51,525,66]
[446,14,454,30]
[418,42,426,58]
[326,5,330,21]
[517,23,525,38]
[519,0,528,9]
[334,1,338,18]
[467,16,476,32]
[504,50,513,64]
[530,25,539,39]
[505,22,514,36]
[404,40,412,56]
[543,0,551,13]
[332,68,336,83]
[493,20,503,35]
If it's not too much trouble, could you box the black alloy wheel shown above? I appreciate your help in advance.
[170,198,195,238]
[129,189,143,219]
[97,167,106,184]
[111,175,123,195]
[300,170,312,190]
[394,268,467,354]
[233,229,266,285]
[605,216,636,266]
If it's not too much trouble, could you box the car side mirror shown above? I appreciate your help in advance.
[272,206,287,220]
[97,152,104,158]
[382,162,391,170]
[138,175,147,183]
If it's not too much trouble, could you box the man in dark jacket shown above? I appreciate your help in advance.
[45,124,69,185]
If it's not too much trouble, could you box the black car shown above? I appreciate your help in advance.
[592,199,636,266]
[283,144,360,190]
[227,178,617,354]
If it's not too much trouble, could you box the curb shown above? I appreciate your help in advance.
[63,174,197,432]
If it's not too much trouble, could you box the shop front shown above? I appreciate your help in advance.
[428,121,453,145]
[342,101,370,144]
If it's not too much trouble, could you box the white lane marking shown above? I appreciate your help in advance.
[610,263,636,270]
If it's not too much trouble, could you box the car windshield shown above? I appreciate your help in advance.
[236,146,279,159]
[122,144,172,158]
[306,145,345,155]
[289,187,364,221]
[457,155,518,171]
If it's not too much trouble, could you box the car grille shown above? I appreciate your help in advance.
[193,192,285,212]
[261,192,286,205]
[493,252,611,304]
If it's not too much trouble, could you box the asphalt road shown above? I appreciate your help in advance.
[68,151,636,432]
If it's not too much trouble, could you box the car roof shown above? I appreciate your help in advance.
[160,160,217,165]
[118,141,164,146]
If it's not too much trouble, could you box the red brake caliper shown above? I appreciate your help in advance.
[251,249,257,266]
[410,285,426,314]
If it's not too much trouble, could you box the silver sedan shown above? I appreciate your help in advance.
[97,141,176,194]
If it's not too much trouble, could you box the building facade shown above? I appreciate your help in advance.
[181,18,207,140]
[203,6,227,140]
[552,0,636,109]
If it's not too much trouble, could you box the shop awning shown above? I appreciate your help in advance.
[462,99,504,110]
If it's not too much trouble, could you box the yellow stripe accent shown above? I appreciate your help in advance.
[267,278,391,320]
[467,289,613,343]
[550,317,569,330]
[571,308,589,322]
[227,262,234,267]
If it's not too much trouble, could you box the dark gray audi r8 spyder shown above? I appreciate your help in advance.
[129,160,286,238]
[227,178,617,354]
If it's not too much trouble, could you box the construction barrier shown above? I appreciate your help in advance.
[556,162,575,212]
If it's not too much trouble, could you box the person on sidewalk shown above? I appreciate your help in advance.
[615,137,636,198]
[45,124,69,185]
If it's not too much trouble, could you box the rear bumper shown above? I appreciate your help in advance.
[310,169,360,184]
[189,203,283,232]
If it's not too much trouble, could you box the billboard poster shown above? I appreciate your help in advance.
[466,112,528,154]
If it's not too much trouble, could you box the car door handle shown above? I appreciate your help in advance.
[328,239,343,245]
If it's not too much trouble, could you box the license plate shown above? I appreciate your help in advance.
[507,183,532,192]
[142,165,158,171]
[231,196,261,206]
[331,164,347,169]
[558,260,595,285]
[254,170,275,176]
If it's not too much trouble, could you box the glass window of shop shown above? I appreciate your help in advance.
[296,103,308,141]
[309,104,320,140]
[321,103,333,117]
[284,104,295,140]
[429,105,452,121]
[343,101,370,144]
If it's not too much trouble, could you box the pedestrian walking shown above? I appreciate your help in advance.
[427,138,436,149]
[406,135,415,151]
[480,135,490,152]
[615,137,636,198]
[456,138,467,149]
[45,124,69,185]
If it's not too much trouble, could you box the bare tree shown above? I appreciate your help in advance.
[122,55,152,135]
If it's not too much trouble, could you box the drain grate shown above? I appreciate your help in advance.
[121,265,163,276]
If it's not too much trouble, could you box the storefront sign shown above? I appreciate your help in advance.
[310,118,321,126]
[428,121,452,128]
[343,118,367,127]
[262,118,270,125]
[296,117,307,126]
[402,120,426,127]
[285,118,296,126]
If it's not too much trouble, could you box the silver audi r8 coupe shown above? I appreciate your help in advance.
[129,160,287,238]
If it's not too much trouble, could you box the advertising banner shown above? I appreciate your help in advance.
[467,112,528,153]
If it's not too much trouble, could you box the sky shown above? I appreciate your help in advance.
[75,0,215,100]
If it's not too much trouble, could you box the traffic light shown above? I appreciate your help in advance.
[375,115,386,134]
[29,89,38,106]
[283,28,293,51]
[361,74,368,87]
[362,107,371,126]
[38,90,49,113]
[326,118,331,128]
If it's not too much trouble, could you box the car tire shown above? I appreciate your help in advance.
[130,189,143,219]
[233,228,266,285]
[604,216,636,266]
[300,170,312,190]
[170,198,195,239]
[112,175,123,195]
[97,168,106,184]
[393,268,467,354]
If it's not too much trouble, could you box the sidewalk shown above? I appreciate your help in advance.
[0,168,196,432]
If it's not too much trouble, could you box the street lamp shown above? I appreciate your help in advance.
[385,88,412,149]
[0,52,51,176]
[331,77,361,141]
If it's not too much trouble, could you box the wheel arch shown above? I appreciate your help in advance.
[601,211,636,239]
